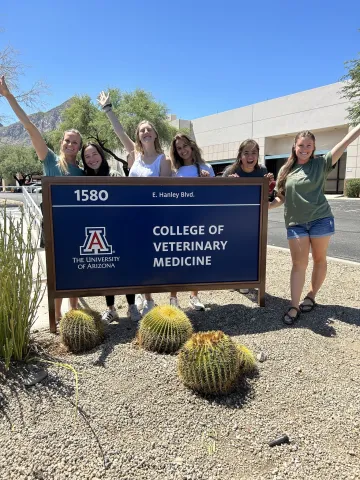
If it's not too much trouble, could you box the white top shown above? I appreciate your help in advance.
[129,153,164,177]
[173,164,215,178]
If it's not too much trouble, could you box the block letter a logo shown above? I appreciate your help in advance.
[80,227,113,255]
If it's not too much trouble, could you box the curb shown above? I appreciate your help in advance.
[267,245,360,267]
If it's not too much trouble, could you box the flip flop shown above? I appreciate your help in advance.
[300,296,316,313]
[283,306,301,325]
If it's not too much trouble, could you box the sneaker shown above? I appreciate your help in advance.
[189,296,205,311]
[101,309,119,325]
[142,299,155,316]
[135,294,144,311]
[127,304,142,322]
[239,289,250,294]
[170,297,180,308]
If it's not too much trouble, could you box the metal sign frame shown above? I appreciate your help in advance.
[42,177,269,332]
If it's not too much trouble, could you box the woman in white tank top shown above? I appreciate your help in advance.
[98,91,172,316]
[169,134,215,312]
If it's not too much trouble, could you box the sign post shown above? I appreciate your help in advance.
[42,177,268,332]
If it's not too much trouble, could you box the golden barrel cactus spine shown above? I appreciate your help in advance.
[60,309,104,353]
[138,305,193,354]
[178,331,240,395]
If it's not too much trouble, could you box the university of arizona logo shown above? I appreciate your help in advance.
[80,227,113,255]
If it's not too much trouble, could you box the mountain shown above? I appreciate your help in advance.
[0,98,73,145]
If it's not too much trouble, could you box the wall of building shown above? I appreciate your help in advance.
[346,130,360,179]
[190,82,359,169]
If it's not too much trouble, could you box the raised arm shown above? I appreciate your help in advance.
[331,124,360,165]
[160,155,172,177]
[0,76,48,160]
[97,91,135,154]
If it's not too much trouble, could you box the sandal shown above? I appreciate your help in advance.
[283,306,301,325]
[299,296,316,313]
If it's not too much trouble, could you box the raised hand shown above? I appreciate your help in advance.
[0,76,11,98]
[97,90,110,108]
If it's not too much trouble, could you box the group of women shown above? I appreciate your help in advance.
[1,75,359,327]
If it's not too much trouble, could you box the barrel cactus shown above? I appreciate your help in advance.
[60,309,104,353]
[178,331,240,395]
[237,344,256,374]
[138,305,193,354]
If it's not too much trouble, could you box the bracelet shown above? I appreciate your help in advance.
[102,103,112,112]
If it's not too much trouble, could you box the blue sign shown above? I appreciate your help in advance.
[50,184,262,291]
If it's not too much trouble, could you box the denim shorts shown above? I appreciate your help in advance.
[287,216,335,240]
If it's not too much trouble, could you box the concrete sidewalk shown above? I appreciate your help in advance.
[325,194,360,200]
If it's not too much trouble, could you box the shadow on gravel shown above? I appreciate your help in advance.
[93,315,136,367]
[192,375,257,409]
[185,291,360,338]
[0,360,75,429]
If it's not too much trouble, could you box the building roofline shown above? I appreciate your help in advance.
[191,81,346,121]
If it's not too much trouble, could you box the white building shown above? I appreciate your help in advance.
[171,82,360,193]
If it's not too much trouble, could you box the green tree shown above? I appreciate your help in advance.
[0,145,42,184]
[341,49,360,125]
[52,89,181,173]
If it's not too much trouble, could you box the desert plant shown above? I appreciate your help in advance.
[345,178,360,198]
[237,344,256,374]
[60,309,104,353]
[138,305,193,354]
[178,331,240,395]
[0,204,43,369]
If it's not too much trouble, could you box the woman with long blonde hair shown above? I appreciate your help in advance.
[98,90,172,316]
[0,75,83,323]
[269,127,360,325]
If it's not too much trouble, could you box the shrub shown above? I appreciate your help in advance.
[178,331,240,395]
[345,178,360,198]
[0,204,43,369]
[138,305,193,354]
[60,309,104,353]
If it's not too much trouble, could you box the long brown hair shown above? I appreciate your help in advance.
[170,134,205,176]
[276,130,316,195]
[227,139,260,175]
[58,129,83,174]
[134,120,163,155]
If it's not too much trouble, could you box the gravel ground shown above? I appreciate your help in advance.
[1,249,360,480]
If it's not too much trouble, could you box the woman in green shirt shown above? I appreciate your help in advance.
[0,75,83,323]
[269,127,360,325]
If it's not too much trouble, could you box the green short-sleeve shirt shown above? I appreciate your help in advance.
[43,149,84,177]
[276,152,334,228]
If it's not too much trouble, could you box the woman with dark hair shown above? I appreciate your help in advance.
[222,139,267,178]
[269,126,360,325]
[223,138,271,294]
[168,134,215,310]
[81,143,141,323]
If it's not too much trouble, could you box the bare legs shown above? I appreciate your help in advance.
[170,290,199,298]
[306,236,331,301]
[55,297,79,320]
[287,235,332,319]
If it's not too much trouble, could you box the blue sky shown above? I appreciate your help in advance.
[1,0,360,125]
